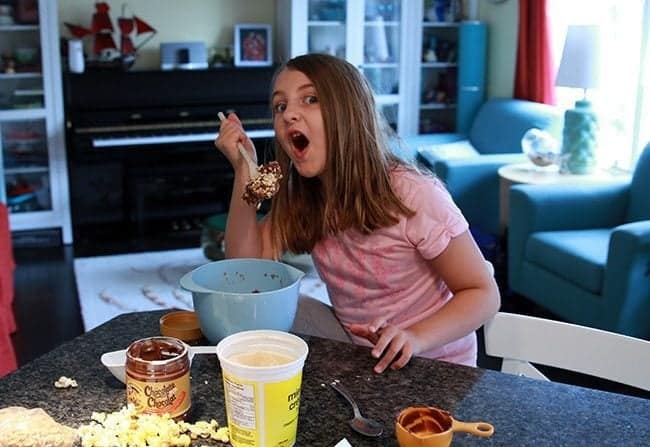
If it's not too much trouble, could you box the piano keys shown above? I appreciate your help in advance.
[78,117,275,148]
[91,129,275,148]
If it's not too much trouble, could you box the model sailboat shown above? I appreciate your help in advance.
[64,2,156,70]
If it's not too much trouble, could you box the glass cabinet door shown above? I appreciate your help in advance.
[278,0,411,135]
[361,0,402,129]
[1,119,51,213]
[0,2,52,214]
[0,23,44,111]
[307,0,348,57]
[307,0,404,130]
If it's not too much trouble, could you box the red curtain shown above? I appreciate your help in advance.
[0,203,17,377]
[514,0,556,104]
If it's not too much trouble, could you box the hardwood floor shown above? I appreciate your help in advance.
[8,242,649,400]
[10,245,83,366]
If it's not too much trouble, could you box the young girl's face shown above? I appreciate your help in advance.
[271,68,327,178]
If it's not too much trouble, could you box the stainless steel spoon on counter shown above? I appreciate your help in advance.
[330,379,384,437]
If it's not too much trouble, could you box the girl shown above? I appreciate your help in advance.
[215,53,500,373]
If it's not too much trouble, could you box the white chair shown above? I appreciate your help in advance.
[483,312,650,391]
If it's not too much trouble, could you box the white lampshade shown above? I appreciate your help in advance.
[555,25,601,89]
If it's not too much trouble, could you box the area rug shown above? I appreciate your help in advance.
[74,248,330,332]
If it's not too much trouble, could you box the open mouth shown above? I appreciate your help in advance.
[290,131,309,151]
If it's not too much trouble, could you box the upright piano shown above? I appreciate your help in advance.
[64,67,276,255]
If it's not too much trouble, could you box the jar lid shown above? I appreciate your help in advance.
[159,311,203,343]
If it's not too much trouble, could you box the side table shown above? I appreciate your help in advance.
[498,162,630,234]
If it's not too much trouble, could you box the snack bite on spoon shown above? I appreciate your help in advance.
[217,112,283,206]
[242,160,283,206]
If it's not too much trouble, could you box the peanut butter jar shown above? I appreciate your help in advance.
[125,336,191,421]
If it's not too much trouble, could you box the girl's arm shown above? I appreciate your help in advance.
[348,230,501,373]
[214,113,275,259]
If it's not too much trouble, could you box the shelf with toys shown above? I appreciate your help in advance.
[417,17,485,134]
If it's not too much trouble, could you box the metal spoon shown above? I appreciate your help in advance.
[330,379,384,437]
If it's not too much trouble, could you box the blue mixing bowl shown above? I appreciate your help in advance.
[179,258,305,344]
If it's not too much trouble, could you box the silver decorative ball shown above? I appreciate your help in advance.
[521,128,560,167]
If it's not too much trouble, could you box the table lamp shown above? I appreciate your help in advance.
[555,25,601,174]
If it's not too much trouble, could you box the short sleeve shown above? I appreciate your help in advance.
[403,176,468,260]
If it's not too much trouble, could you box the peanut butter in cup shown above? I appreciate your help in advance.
[125,336,191,421]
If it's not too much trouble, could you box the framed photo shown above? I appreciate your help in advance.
[234,24,272,67]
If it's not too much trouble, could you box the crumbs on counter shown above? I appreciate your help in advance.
[54,376,78,389]
[78,404,229,447]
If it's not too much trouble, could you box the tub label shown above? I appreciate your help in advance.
[224,377,257,429]
[126,372,191,419]
[223,371,303,447]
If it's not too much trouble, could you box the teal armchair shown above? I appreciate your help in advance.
[403,98,563,236]
[508,143,650,339]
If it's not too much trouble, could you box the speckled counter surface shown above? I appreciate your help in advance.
[1,310,648,446]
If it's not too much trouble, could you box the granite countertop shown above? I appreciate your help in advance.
[0,310,648,446]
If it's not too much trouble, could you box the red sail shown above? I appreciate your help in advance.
[64,23,92,38]
[94,33,117,56]
[133,16,156,35]
[118,17,134,35]
[91,2,114,33]
[121,36,135,56]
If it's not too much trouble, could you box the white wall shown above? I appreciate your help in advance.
[57,0,275,70]
[479,0,518,98]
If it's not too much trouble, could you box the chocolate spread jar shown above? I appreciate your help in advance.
[125,336,191,421]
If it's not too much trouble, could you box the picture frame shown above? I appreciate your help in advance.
[234,23,272,67]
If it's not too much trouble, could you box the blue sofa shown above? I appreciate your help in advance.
[399,98,563,236]
[508,143,650,339]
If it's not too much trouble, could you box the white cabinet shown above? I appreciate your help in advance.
[400,2,487,135]
[0,0,71,243]
[276,0,486,138]
[411,12,487,135]
[276,0,418,136]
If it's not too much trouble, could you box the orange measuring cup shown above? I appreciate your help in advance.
[395,406,494,447]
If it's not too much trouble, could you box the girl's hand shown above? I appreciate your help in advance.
[214,113,257,170]
[347,318,422,374]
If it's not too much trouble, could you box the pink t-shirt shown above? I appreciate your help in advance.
[311,168,477,366]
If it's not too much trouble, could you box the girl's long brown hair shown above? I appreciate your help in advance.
[269,53,415,255]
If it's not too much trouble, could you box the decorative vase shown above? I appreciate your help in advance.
[68,39,85,73]
[561,100,598,174]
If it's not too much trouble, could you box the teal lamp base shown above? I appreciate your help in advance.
[561,100,598,174]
